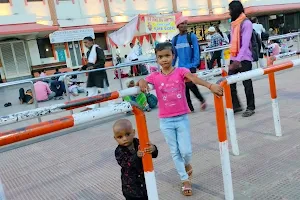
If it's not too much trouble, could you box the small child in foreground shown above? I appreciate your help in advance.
[114,119,158,200]
[137,42,223,196]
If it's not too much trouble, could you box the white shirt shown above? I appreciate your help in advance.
[253,23,266,38]
[128,48,138,61]
[116,48,121,56]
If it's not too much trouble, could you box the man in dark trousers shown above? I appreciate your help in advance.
[172,16,206,112]
[228,1,255,117]
[81,36,109,111]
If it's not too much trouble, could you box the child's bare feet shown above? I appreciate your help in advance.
[182,180,192,196]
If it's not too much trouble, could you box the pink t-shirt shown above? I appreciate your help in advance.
[34,81,52,101]
[145,67,190,118]
[269,43,280,56]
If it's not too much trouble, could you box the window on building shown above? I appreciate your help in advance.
[0,0,9,3]
[37,38,54,58]
[94,33,108,50]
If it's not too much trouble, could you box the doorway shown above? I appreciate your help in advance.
[68,41,82,67]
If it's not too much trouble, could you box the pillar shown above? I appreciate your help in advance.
[172,0,178,13]
[48,0,59,26]
[103,0,112,23]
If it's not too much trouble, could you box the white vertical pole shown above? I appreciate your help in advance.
[271,98,282,137]
[226,108,240,156]
[0,178,6,200]
[144,171,159,200]
[220,141,234,200]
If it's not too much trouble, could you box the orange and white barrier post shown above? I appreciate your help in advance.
[0,102,159,199]
[220,58,300,157]
[132,106,159,200]
[221,71,240,156]
[214,94,234,200]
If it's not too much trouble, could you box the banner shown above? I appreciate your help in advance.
[144,15,176,33]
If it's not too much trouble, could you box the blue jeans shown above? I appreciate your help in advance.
[160,114,192,181]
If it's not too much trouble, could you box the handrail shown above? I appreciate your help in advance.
[213,58,300,200]
[0,58,156,88]
[0,68,223,126]
[204,45,230,53]
[269,32,300,41]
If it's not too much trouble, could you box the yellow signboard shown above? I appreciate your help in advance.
[145,15,176,33]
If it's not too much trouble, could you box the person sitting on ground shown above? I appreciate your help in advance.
[34,80,56,102]
[114,119,158,200]
[51,68,62,81]
[39,70,46,78]
[68,81,85,97]
[123,79,152,112]
[19,88,34,104]
[50,80,65,100]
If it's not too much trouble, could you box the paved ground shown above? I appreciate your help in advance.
[1,54,300,199]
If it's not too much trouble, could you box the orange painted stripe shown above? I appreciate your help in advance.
[224,83,233,109]
[65,91,119,110]
[214,95,227,142]
[268,73,277,99]
[263,61,294,75]
[132,106,154,172]
[64,43,70,58]
[0,116,74,147]
[52,44,57,60]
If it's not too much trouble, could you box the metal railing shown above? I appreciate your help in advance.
[0,58,157,123]
[202,32,300,70]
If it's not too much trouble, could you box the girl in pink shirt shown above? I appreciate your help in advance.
[137,42,223,196]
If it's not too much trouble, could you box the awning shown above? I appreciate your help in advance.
[60,23,126,33]
[187,3,300,23]
[0,23,59,36]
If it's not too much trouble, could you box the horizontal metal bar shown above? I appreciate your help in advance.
[0,68,224,126]
[269,32,300,41]
[0,58,156,88]
[204,45,230,53]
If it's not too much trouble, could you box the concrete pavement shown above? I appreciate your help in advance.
[1,57,300,199]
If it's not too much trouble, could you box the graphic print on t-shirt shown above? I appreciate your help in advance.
[158,79,184,108]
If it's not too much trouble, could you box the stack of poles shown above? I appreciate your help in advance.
[214,57,300,200]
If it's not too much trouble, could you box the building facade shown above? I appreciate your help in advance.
[0,0,299,81]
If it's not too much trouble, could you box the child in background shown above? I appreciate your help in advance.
[114,119,158,200]
[137,42,223,196]
[268,40,281,56]
[123,79,151,112]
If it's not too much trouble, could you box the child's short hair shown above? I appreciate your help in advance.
[155,42,174,54]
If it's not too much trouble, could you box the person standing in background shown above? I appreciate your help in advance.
[251,17,266,67]
[81,36,109,111]
[228,0,256,117]
[172,16,207,112]
[128,43,139,76]
[207,26,223,69]
[215,25,229,67]
[81,53,87,66]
